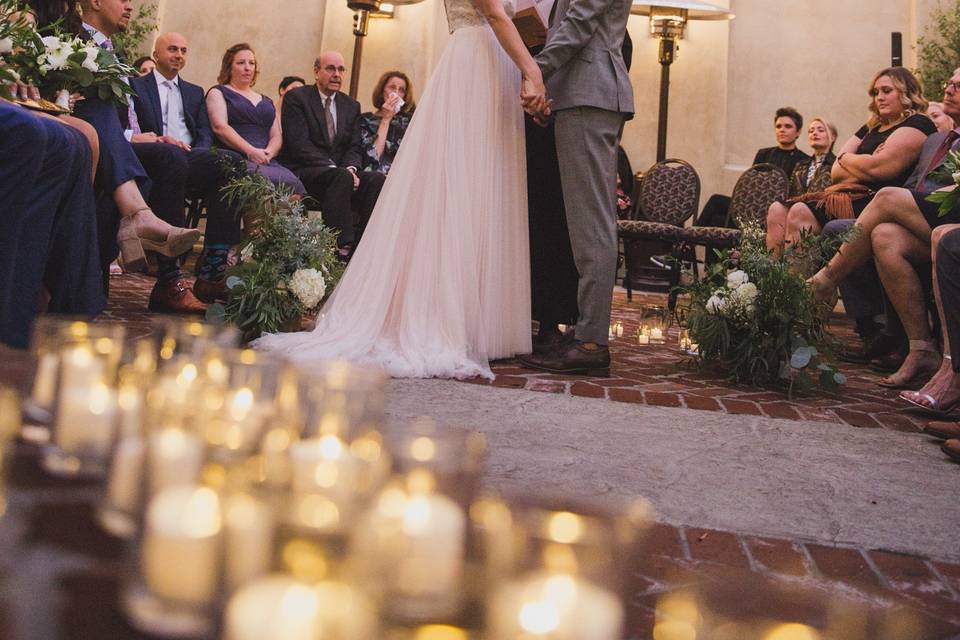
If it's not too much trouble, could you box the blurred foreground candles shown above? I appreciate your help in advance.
[0,387,20,519]
[224,575,378,640]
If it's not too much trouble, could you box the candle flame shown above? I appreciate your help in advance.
[518,600,561,635]
[547,512,583,544]
[764,624,822,640]
[88,383,112,415]
[410,436,436,462]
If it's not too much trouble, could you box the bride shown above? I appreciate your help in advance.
[254,0,547,379]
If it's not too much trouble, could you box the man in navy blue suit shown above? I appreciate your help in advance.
[129,32,243,310]
[0,102,105,348]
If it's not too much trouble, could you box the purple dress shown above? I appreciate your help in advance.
[214,85,306,194]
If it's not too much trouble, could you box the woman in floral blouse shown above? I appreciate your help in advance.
[358,71,416,175]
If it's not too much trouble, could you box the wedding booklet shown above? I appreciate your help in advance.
[513,0,553,48]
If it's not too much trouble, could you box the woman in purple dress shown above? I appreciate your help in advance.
[206,43,305,195]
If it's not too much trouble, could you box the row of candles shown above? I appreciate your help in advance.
[2,317,652,640]
[607,305,699,353]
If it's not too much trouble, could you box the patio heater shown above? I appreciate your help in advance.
[630,0,734,161]
[345,0,423,99]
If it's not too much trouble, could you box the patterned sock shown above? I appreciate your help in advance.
[156,256,181,284]
[198,244,230,283]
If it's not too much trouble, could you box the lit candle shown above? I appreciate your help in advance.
[31,352,59,412]
[487,572,624,640]
[289,435,356,502]
[650,328,664,342]
[147,428,205,496]
[142,485,222,606]
[224,492,275,593]
[615,322,624,338]
[637,334,650,346]
[100,435,146,538]
[53,380,118,465]
[224,575,378,640]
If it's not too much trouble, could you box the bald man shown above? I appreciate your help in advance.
[129,32,244,309]
[280,51,386,258]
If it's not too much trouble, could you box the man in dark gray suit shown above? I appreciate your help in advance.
[518,0,634,375]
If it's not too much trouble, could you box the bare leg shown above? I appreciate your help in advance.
[766,202,788,253]
[902,224,960,408]
[871,223,940,387]
[784,202,823,246]
[808,187,933,298]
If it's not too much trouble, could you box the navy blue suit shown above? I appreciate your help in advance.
[0,103,105,348]
[129,72,242,245]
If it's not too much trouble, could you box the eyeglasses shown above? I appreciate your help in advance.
[943,81,960,94]
[321,65,347,74]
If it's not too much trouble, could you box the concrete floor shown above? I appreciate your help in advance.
[385,379,960,563]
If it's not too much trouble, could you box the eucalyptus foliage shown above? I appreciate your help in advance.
[682,223,849,397]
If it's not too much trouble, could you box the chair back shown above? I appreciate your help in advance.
[636,159,701,225]
[729,163,788,228]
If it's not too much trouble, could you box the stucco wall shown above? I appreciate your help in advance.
[148,0,944,202]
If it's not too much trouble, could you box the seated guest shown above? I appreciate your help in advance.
[281,51,387,258]
[698,107,810,230]
[905,225,960,461]
[207,43,306,197]
[31,0,200,281]
[808,68,956,389]
[0,101,104,348]
[928,101,954,132]
[133,56,155,76]
[279,75,305,104]
[359,70,415,176]
[783,67,934,239]
[766,116,838,251]
[130,32,247,310]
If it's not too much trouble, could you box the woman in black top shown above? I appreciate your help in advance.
[358,71,415,176]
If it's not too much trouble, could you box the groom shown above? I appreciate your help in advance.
[519,0,634,375]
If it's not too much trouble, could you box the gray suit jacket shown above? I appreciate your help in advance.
[905,130,959,192]
[535,0,634,115]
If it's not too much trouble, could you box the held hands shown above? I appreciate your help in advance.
[520,71,549,116]
[246,148,271,165]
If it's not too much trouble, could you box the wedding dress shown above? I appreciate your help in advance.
[254,0,531,380]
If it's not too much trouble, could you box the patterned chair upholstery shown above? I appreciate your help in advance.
[618,159,700,299]
[679,163,788,250]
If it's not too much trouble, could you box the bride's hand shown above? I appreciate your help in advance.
[521,72,547,114]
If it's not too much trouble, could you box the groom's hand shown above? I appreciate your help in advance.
[530,103,553,127]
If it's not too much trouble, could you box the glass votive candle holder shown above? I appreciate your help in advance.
[350,468,470,625]
[153,317,240,362]
[0,386,21,519]
[300,360,387,440]
[42,324,126,477]
[638,305,667,345]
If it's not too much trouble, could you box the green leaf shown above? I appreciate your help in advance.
[205,303,227,323]
[790,347,812,369]
[226,276,243,289]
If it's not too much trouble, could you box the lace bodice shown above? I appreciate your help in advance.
[444,0,514,32]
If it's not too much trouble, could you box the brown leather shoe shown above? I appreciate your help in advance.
[532,327,574,356]
[942,438,960,462]
[192,277,227,303]
[518,340,610,376]
[148,278,207,314]
[925,421,960,440]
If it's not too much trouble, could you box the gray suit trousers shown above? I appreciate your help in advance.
[554,106,624,345]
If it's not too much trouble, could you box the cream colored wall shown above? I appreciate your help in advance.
[150,0,943,201]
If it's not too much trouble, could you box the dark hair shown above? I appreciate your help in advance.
[371,70,415,114]
[217,43,258,86]
[774,107,803,131]
[278,75,305,93]
[27,0,83,35]
[133,56,154,71]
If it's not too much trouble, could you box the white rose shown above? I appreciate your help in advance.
[288,268,326,309]
[726,269,749,289]
[705,295,725,314]
[81,46,100,72]
[0,37,13,54]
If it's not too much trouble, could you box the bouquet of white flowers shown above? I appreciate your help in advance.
[683,222,846,396]
[10,27,135,108]
[0,0,34,99]
[927,148,960,217]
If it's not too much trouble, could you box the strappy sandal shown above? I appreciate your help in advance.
[899,356,960,415]
[877,340,941,390]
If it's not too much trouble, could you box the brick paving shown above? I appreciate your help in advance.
[2,273,958,638]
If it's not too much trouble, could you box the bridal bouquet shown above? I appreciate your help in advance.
[10,26,135,108]
[926,148,960,217]
[0,0,35,98]
[206,165,344,342]
[683,222,846,396]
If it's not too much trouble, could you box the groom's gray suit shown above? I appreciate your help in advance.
[536,0,634,345]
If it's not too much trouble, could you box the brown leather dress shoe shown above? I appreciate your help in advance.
[942,438,960,462]
[532,327,573,356]
[148,278,207,314]
[925,421,960,440]
[518,340,610,376]
[192,277,227,303]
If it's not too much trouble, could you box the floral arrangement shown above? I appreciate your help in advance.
[12,28,136,108]
[682,222,847,396]
[206,166,344,342]
[0,0,34,98]
[927,148,960,217]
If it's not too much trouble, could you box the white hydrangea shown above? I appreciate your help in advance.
[288,268,326,309]
[0,37,13,55]
[726,269,749,289]
[733,281,758,304]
